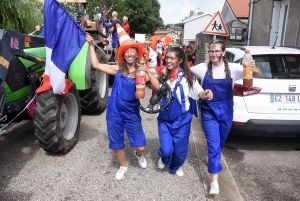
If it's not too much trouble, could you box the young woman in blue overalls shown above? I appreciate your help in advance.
[156,47,213,177]
[190,41,261,195]
[86,34,160,180]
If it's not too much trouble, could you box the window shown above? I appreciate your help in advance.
[253,55,300,79]
[225,52,234,62]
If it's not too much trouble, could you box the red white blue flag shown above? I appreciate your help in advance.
[37,0,86,94]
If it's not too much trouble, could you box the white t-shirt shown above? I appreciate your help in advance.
[190,62,243,89]
[165,72,203,111]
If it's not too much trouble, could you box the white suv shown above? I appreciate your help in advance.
[226,46,300,136]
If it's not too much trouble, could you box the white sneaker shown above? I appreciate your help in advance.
[158,157,165,169]
[209,181,219,195]
[115,166,128,180]
[134,151,147,168]
[175,167,184,177]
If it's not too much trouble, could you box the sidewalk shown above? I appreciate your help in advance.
[191,117,243,201]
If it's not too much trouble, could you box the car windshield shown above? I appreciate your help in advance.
[252,54,300,79]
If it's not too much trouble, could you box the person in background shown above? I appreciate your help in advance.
[86,24,160,180]
[190,42,197,63]
[122,16,130,36]
[99,7,107,23]
[185,45,195,66]
[109,11,121,62]
[181,44,186,52]
[190,40,261,195]
[155,47,213,177]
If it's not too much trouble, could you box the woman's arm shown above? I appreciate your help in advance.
[192,80,213,100]
[86,35,119,75]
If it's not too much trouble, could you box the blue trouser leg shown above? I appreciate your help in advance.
[158,121,173,168]
[169,117,191,174]
[202,118,223,174]
[219,119,232,150]
[158,112,192,174]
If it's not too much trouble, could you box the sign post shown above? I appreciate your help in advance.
[203,11,229,39]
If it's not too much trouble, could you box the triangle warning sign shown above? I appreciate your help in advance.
[203,11,229,36]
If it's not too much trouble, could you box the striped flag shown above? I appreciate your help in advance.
[36,0,86,94]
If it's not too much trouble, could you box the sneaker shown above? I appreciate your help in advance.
[209,181,219,195]
[175,167,184,177]
[158,157,165,169]
[134,151,147,168]
[115,166,128,180]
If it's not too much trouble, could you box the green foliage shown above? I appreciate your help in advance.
[0,0,43,34]
[64,0,162,37]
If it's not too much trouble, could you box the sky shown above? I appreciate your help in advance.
[158,0,226,24]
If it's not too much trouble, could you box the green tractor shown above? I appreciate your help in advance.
[0,1,110,154]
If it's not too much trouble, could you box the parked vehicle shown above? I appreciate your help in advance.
[0,0,109,154]
[226,46,300,136]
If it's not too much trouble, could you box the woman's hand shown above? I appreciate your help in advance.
[137,63,149,75]
[200,89,213,100]
[251,60,262,77]
[86,34,95,46]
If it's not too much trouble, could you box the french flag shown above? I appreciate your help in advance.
[36,0,86,94]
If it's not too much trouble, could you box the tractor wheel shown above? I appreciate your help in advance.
[33,84,81,154]
[80,48,108,114]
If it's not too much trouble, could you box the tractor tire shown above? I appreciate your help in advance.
[33,84,81,154]
[80,48,108,114]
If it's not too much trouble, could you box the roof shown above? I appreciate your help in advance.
[182,13,213,24]
[153,30,171,38]
[226,0,250,18]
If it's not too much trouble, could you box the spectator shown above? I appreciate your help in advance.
[185,45,195,66]
[181,44,186,52]
[109,11,121,62]
[99,7,107,23]
[122,16,130,36]
[190,43,197,63]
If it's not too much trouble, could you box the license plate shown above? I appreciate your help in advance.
[270,94,300,103]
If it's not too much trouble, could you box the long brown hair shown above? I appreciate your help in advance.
[207,40,231,82]
[162,47,195,89]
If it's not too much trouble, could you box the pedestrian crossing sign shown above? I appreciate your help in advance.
[203,11,229,36]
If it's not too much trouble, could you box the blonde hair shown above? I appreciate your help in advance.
[123,16,128,21]
[112,11,118,17]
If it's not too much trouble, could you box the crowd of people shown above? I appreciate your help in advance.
[85,6,261,196]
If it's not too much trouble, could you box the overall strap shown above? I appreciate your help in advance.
[174,73,185,113]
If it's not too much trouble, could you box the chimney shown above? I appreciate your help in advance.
[190,10,194,16]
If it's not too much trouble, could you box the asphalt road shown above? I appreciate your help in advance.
[223,135,300,201]
[2,86,298,201]
[0,88,210,201]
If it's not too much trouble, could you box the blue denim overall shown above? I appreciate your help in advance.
[201,71,233,174]
[106,71,146,150]
[157,74,193,174]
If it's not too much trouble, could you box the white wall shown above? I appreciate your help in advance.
[232,20,248,28]
[183,15,213,45]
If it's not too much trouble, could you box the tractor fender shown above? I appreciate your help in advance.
[68,41,105,90]
[68,42,91,90]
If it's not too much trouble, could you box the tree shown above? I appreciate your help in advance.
[61,0,162,37]
[0,0,43,34]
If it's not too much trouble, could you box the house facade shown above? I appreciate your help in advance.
[249,0,300,47]
[152,27,182,44]
[182,13,213,45]
[222,0,249,45]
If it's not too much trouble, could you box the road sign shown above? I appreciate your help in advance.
[203,11,229,36]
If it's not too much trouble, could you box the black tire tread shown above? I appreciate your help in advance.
[33,85,80,154]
